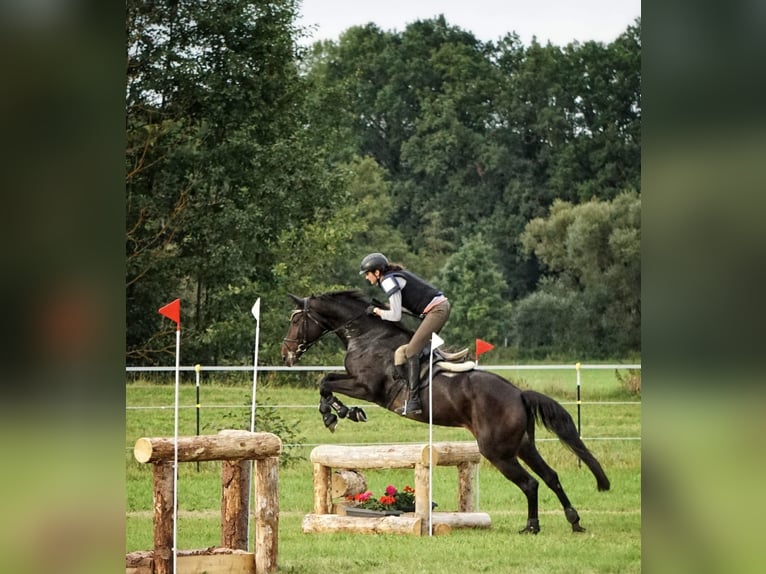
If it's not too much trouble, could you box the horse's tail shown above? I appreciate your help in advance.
[522,390,611,491]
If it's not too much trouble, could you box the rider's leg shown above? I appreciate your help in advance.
[398,301,451,416]
[404,354,423,414]
[393,345,408,381]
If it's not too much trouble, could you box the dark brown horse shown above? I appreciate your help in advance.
[280,290,610,533]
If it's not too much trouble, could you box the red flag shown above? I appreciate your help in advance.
[158,298,181,329]
[475,338,494,357]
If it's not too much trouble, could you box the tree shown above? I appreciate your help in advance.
[126,0,340,365]
[517,191,640,356]
[435,234,512,347]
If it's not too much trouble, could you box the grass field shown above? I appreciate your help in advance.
[126,367,641,573]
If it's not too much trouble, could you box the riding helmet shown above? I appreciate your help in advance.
[359,252,389,275]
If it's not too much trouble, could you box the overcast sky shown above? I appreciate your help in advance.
[297,0,641,47]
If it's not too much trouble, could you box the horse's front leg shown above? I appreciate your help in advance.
[318,373,368,432]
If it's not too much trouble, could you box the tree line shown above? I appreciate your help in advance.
[126,0,640,366]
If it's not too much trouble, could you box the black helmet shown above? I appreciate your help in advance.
[359,252,389,275]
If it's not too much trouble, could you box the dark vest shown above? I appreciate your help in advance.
[383,270,442,315]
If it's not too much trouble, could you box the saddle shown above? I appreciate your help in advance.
[395,344,476,374]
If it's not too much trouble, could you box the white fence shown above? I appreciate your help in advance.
[126,364,641,446]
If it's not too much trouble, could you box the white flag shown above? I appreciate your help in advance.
[431,332,444,349]
[251,298,261,321]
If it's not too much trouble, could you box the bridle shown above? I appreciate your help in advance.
[282,298,368,358]
[282,299,329,357]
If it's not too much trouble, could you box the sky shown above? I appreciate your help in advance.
[296,0,640,47]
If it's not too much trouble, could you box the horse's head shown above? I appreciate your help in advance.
[281,290,404,366]
[280,294,328,366]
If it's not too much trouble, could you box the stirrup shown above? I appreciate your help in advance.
[396,397,422,416]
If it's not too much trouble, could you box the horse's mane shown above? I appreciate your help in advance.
[315,290,369,305]
[314,290,413,336]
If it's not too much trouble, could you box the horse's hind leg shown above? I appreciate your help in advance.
[518,440,586,533]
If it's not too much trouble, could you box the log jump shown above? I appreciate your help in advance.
[126,430,281,574]
[303,441,491,536]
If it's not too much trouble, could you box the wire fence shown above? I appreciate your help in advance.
[126,363,641,448]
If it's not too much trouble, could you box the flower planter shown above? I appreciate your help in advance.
[345,507,402,517]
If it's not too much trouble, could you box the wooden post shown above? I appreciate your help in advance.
[221,459,250,551]
[414,462,430,535]
[254,455,279,574]
[312,462,332,514]
[457,462,474,512]
[152,461,174,574]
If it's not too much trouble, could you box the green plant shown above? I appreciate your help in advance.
[615,368,641,396]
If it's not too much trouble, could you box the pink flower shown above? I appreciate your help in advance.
[355,491,373,502]
[385,485,397,496]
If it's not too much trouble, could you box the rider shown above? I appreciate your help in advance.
[359,252,451,415]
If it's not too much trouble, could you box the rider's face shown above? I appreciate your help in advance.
[364,270,379,285]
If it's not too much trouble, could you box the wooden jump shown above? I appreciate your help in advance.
[127,430,281,574]
[303,441,491,536]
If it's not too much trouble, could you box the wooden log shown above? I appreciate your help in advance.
[424,522,453,536]
[125,551,153,574]
[312,462,332,514]
[301,513,423,536]
[331,469,367,499]
[429,512,492,529]
[422,442,481,466]
[134,431,281,463]
[254,456,279,574]
[152,461,173,574]
[457,462,475,512]
[310,442,480,469]
[126,549,257,574]
[310,443,427,468]
[176,552,254,573]
[221,459,250,551]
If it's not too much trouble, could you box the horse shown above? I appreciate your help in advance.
[280,290,610,534]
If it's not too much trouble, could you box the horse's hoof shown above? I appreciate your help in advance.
[518,519,540,534]
[565,507,585,532]
[323,414,338,433]
[348,407,367,422]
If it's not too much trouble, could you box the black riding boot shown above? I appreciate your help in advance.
[404,356,423,415]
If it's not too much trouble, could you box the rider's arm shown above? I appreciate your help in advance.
[378,276,404,321]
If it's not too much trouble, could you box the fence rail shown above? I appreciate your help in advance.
[127,363,641,372]
[127,363,641,448]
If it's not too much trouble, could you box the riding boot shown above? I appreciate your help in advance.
[404,355,423,415]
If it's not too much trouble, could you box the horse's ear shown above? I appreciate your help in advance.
[288,293,304,307]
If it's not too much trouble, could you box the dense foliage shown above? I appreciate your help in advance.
[126,1,640,365]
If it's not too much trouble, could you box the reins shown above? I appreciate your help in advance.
[282,298,366,355]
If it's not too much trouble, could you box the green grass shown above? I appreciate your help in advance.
[126,369,640,572]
